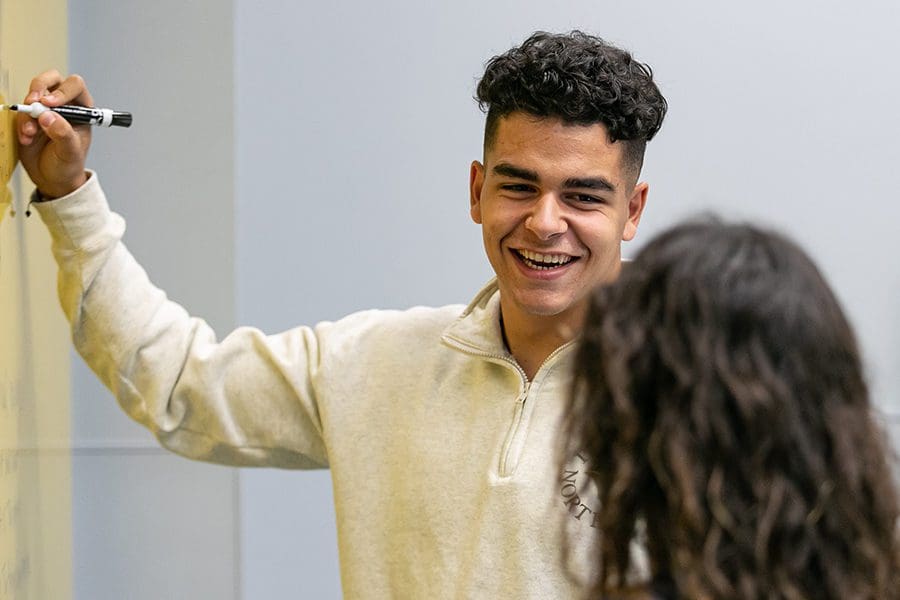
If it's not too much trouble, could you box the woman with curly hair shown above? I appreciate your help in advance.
[563,220,900,599]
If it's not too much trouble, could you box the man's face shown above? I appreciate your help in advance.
[469,112,648,325]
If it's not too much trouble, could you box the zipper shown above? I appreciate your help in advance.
[496,342,576,477]
[444,335,577,478]
[498,382,530,477]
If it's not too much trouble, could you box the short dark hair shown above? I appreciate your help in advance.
[475,31,667,177]
[563,219,900,598]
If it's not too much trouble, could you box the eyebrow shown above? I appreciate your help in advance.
[492,163,539,182]
[492,162,616,192]
[562,176,616,193]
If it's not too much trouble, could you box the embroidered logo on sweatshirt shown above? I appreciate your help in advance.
[559,452,602,528]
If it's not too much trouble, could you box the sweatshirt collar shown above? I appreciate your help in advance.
[441,278,510,358]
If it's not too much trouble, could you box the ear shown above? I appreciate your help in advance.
[621,182,649,242]
[469,160,484,225]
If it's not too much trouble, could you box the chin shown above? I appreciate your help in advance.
[517,294,575,318]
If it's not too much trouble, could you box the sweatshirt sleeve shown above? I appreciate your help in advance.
[34,173,329,468]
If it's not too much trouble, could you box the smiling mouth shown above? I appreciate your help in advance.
[513,249,578,271]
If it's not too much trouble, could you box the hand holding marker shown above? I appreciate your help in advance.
[3,101,132,127]
[3,97,131,215]
[13,71,125,203]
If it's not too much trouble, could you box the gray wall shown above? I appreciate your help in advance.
[69,2,239,599]
[69,0,899,598]
[235,5,900,597]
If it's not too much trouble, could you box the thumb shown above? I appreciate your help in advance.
[37,111,83,161]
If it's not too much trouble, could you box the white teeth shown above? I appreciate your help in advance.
[516,249,575,269]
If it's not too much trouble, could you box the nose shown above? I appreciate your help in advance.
[525,193,567,240]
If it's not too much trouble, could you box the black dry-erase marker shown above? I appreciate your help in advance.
[6,101,132,127]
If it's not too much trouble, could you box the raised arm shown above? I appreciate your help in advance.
[17,72,329,469]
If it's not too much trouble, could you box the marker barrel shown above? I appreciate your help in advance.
[10,102,132,128]
[49,105,132,128]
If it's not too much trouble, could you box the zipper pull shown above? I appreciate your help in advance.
[517,382,531,404]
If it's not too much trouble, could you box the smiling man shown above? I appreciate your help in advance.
[471,116,649,378]
[469,34,663,384]
[19,31,665,598]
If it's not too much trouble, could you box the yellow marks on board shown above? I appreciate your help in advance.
[0,86,15,211]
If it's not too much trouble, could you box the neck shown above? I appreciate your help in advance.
[500,300,585,380]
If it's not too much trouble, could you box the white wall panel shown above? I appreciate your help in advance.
[72,453,238,600]
[68,2,238,598]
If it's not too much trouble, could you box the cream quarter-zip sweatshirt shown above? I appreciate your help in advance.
[35,173,604,599]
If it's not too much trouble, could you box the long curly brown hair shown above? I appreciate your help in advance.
[563,220,900,599]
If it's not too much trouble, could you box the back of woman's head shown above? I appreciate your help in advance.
[565,219,900,599]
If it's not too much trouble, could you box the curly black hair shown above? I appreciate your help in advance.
[476,31,667,176]
[563,219,900,599]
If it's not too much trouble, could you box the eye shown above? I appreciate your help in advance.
[501,184,534,193]
[568,193,604,205]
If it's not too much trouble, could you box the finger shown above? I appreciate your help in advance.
[17,112,40,145]
[36,111,83,161]
[16,125,47,163]
[40,74,94,108]
[26,69,64,103]
[20,69,64,143]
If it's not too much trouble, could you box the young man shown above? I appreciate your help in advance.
[18,31,666,598]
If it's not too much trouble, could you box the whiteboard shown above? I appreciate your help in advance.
[0,1,73,598]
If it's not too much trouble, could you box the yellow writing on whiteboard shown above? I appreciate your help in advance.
[0,75,16,209]
[0,113,14,206]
